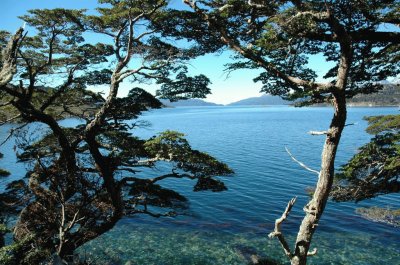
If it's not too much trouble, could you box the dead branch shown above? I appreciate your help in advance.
[0,114,21,126]
[285,147,320,175]
[345,122,357,127]
[309,122,356,135]
[308,130,328,135]
[0,27,24,87]
[268,197,297,258]
[0,122,28,147]
[307,248,318,256]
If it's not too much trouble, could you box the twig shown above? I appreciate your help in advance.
[345,122,357,127]
[0,122,28,147]
[0,114,21,126]
[308,130,328,135]
[285,147,320,175]
[307,248,318,256]
[309,122,356,135]
[268,197,297,258]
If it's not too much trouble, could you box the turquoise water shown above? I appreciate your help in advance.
[1,106,399,264]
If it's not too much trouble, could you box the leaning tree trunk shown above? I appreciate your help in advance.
[291,93,347,265]
[290,31,352,263]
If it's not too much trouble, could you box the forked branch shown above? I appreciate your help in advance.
[268,197,297,258]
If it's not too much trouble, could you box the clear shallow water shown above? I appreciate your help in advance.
[1,106,399,264]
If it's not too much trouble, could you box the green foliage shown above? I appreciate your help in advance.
[107,87,163,122]
[129,180,188,209]
[157,72,211,101]
[0,1,233,262]
[145,130,233,177]
[0,152,10,177]
[170,0,400,105]
[0,234,49,265]
[332,114,400,202]
[365,114,400,135]
[356,207,400,227]
[0,169,10,177]
[0,224,8,235]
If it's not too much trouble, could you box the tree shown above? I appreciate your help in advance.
[171,1,400,264]
[331,114,400,226]
[0,1,232,263]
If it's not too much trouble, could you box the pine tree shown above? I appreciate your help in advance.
[0,1,232,263]
[332,114,400,226]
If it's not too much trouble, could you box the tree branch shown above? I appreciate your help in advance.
[285,147,320,175]
[0,122,28,147]
[0,27,24,87]
[268,197,297,259]
[183,0,334,94]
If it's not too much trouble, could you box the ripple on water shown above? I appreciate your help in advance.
[78,221,400,265]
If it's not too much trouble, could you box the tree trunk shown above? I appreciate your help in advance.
[290,27,351,262]
[291,92,347,265]
[0,233,4,248]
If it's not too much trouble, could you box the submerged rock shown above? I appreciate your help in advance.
[233,244,261,264]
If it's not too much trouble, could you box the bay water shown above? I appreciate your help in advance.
[1,106,399,264]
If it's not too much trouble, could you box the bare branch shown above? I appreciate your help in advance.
[0,122,28,147]
[285,147,320,175]
[0,100,13,108]
[126,207,177,218]
[308,130,328,135]
[117,65,148,82]
[307,248,318,256]
[183,0,334,94]
[39,61,83,112]
[115,21,128,61]
[247,0,266,8]
[0,114,21,126]
[150,173,195,183]
[0,27,24,87]
[268,197,297,258]
[345,122,357,127]
[135,30,157,41]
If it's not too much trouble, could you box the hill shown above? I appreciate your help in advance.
[347,83,400,106]
[160,99,222,107]
[228,94,291,106]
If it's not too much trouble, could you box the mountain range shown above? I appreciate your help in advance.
[159,99,222,107]
[159,94,290,107]
[227,94,290,106]
[159,83,400,107]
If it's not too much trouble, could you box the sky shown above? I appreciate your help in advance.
[1,0,331,104]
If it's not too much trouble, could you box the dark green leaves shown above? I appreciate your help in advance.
[365,114,400,135]
[0,153,10,177]
[129,180,188,209]
[331,114,400,202]
[194,177,227,192]
[157,72,211,101]
[107,87,162,122]
[144,130,233,177]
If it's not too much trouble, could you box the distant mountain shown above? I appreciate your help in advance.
[347,83,400,106]
[160,99,222,107]
[228,94,290,106]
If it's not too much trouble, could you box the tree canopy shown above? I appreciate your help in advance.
[0,1,399,264]
[331,113,400,227]
[332,114,400,201]
[0,1,233,263]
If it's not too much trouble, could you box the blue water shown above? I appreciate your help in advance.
[1,106,399,264]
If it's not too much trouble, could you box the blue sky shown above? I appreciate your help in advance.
[1,0,331,104]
